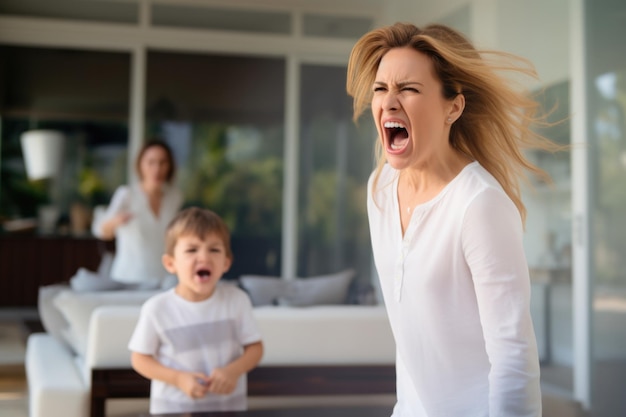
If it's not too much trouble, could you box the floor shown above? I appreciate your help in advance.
[0,313,589,417]
[0,318,31,417]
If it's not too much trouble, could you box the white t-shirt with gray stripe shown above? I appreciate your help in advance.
[128,282,262,414]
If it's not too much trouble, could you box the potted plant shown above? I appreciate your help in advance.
[70,167,106,235]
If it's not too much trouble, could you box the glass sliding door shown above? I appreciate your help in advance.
[297,63,376,301]
[587,1,626,415]
[524,80,574,396]
[145,51,285,279]
[483,0,576,400]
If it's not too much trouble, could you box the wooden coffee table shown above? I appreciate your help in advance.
[92,365,396,417]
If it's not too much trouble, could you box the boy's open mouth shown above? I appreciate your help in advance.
[384,121,409,150]
[196,268,211,280]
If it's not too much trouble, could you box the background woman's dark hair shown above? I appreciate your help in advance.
[135,139,176,183]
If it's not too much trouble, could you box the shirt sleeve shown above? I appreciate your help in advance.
[234,290,262,346]
[128,300,161,356]
[462,187,542,417]
[91,186,131,238]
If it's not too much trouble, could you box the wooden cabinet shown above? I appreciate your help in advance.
[0,234,110,307]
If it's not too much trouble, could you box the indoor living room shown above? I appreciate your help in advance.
[2,0,625,417]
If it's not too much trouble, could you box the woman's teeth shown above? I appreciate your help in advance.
[383,121,409,150]
[384,121,406,129]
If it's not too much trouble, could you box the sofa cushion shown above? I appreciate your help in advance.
[80,305,144,383]
[239,275,287,306]
[240,269,355,307]
[280,269,355,307]
[69,267,127,292]
[253,305,395,365]
[38,284,73,350]
[52,289,161,357]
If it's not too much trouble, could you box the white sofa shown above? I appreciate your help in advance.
[26,289,396,417]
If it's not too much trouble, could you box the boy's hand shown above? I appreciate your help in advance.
[175,371,210,399]
[206,367,238,395]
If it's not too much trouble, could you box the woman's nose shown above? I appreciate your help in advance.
[382,92,399,111]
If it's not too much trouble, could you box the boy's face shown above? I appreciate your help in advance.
[162,232,232,302]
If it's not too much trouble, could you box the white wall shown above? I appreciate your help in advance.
[495,0,571,268]
[496,0,570,87]
[383,0,570,84]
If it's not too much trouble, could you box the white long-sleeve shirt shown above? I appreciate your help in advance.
[93,184,183,284]
[368,162,541,417]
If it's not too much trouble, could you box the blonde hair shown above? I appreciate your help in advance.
[347,22,562,224]
[165,207,232,259]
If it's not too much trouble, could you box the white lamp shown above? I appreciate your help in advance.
[20,130,65,180]
[20,130,66,234]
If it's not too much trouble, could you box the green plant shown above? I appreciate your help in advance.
[76,167,107,206]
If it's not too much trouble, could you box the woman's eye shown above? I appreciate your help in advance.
[373,86,386,92]
[403,87,419,93]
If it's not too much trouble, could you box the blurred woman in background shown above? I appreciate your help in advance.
[92,139,183,287]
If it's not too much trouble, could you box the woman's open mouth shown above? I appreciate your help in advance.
[384,121,409,151]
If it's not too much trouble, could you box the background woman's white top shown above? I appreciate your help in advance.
[93,184,183,284]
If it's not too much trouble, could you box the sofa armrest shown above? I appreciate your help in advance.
[26,333,89,417]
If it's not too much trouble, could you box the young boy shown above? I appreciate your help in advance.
[128,207,263,414]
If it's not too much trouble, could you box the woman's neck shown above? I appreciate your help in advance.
[141,182,163,196]
[141,182,164,217]
[401,150,472,191]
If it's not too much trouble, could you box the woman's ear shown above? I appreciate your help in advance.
[162,253,176,274]
[449,93,465,123]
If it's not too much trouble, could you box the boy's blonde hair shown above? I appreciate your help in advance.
[165,207,233,259]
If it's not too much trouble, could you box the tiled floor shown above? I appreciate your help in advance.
[0,320,28,417]
[0,370,28,417]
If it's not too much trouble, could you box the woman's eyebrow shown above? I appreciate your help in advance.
[397,81,424,88]
[373,80,424,88]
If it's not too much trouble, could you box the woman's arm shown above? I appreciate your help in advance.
[97,212,132,240]
[463,188,542,416]
[92,186,132,240]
